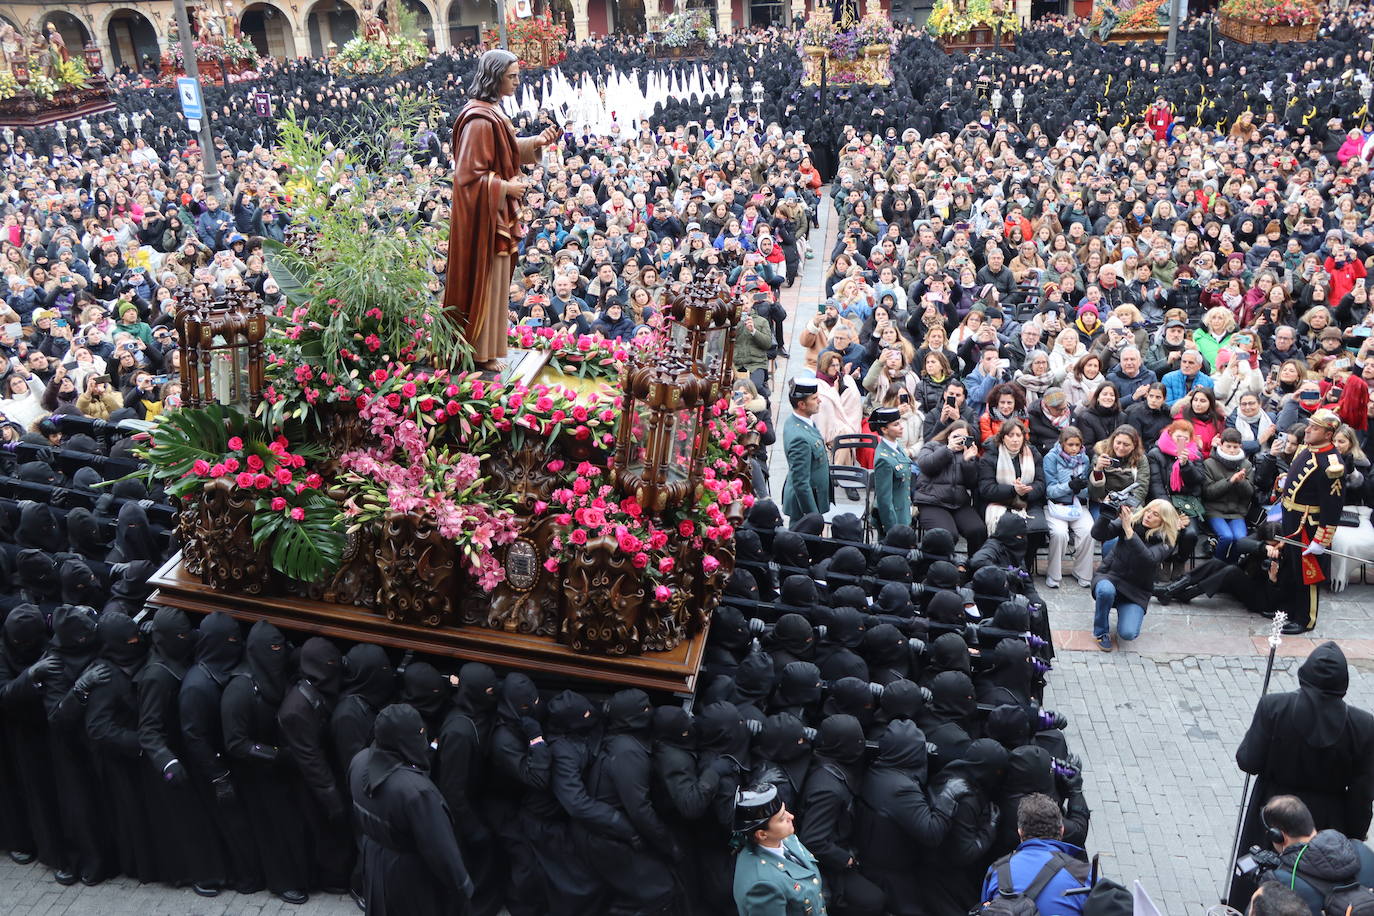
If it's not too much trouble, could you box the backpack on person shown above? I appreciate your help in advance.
[1302,874,1374,916]
[972,850,1090,916]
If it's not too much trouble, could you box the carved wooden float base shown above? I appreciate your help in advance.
[148,554,710,696]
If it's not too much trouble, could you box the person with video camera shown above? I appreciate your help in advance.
[1088,498,1181,651]
[1250,795,1374,916]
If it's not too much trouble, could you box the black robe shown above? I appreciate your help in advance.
[136,607,228,888]
[487,673,558,916]
[220,620,309,894]
[348,704,474,916]
[277,636,351,891]
[0,604,61,867]
[42,604,114,882]
[84,611,159,883]
[434,662,503,916]
[179,611,263,891]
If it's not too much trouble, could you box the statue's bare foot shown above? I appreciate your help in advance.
[475,359,503,372]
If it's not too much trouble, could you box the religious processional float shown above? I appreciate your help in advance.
[485,13,568,70]
[335,0,429,75]
[0,23,112,127]
[800,12,894,86]
[159,6,261,85]
[134,103,751,695]
[925,0,1021,52]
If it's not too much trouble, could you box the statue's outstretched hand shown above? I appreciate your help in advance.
[505,176,531,198]
[539,125,561,147]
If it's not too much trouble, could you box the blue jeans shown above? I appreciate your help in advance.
[1207,516,1248,563]
[1093,579,1146,640]
[1090,503,1118,557]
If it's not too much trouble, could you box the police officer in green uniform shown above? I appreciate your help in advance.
[782,378,831,522]
[732,784,829,916]
[869,406,911,538]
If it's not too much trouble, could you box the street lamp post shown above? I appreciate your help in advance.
[1164,0,1180,69]
[172,0,224,200]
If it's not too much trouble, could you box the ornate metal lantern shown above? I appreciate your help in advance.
[83,42,104,73]
[613,344,715,512]
[175,287,268,410]
[664,277,739,397]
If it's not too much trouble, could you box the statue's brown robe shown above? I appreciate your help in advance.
[441,100,542,363]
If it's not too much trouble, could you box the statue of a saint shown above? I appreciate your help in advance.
[442,50,559,371]
[45,23,69,70]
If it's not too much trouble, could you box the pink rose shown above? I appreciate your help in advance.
[544,558,560,573]
[617,532,641,554]
[632,553,648,569]
[568,528,588,545]
[192,459,210,475]
[271,497,287,511]
[655,585,672,602]
[275,468,294,485]
[546,459,565,472]
[290,507,305,521]
[556,513,573,526]
[658,557,675,574]
[418,397,435,412]
[223,458,240,473]
[678,520,695,538]
[402,382,418,398]
[209,464,226,478]
[254,474,272,489]
[535,396,554,412]
[235,471,255,488]
[702,555,720,574]
[227,436,244,450]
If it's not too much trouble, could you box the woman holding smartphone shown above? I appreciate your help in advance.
[913,419,987,553]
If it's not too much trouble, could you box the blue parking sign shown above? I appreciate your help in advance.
[177,77,203,121]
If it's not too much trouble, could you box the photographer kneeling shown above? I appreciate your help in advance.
[1089,499,1180,651]
[1254,795,1374,916]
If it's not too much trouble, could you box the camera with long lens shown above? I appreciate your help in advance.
[1233,846,1282,877]
[1103,489,1141,511]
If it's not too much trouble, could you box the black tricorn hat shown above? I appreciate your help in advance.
[733,783,783,834]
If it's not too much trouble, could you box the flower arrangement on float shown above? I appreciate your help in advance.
[1218,0,1319,24]
[926,0,1022,37]
[508,324,627,380]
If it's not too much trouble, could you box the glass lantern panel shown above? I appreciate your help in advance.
[207,333,251,409]
[667,319,691,355]
[626,401,656,476]
[667,406,696,484]
[703,325,728,378]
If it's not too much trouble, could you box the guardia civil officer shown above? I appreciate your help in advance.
[782,379,830,522]
[869,407,911,537]
[732,783,828,916]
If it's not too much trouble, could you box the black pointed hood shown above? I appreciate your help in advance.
[874,719,929,779]
[59,558,104,607]
[769,613,815,660]
[814,713,866,764]
[365,703,431,793]
[148,607,195,675]
[16,502,61,552]
[1297,641,1352,747]
[652,705,695,749]
[112,502,158,563]
[400,662,450,723]
[546,689,597,736]
[194,611,243,683]
[942,738,1009,791]
[65,507,106,560]
[605,688,653,734]
[297,636,343,701]
[97,610,147,673]
[2,603,47,667]
[341,644,396,709]
[451,661,498,717]
[496,671,540,726]
[928,670,977,723]
[242,619,290,706]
